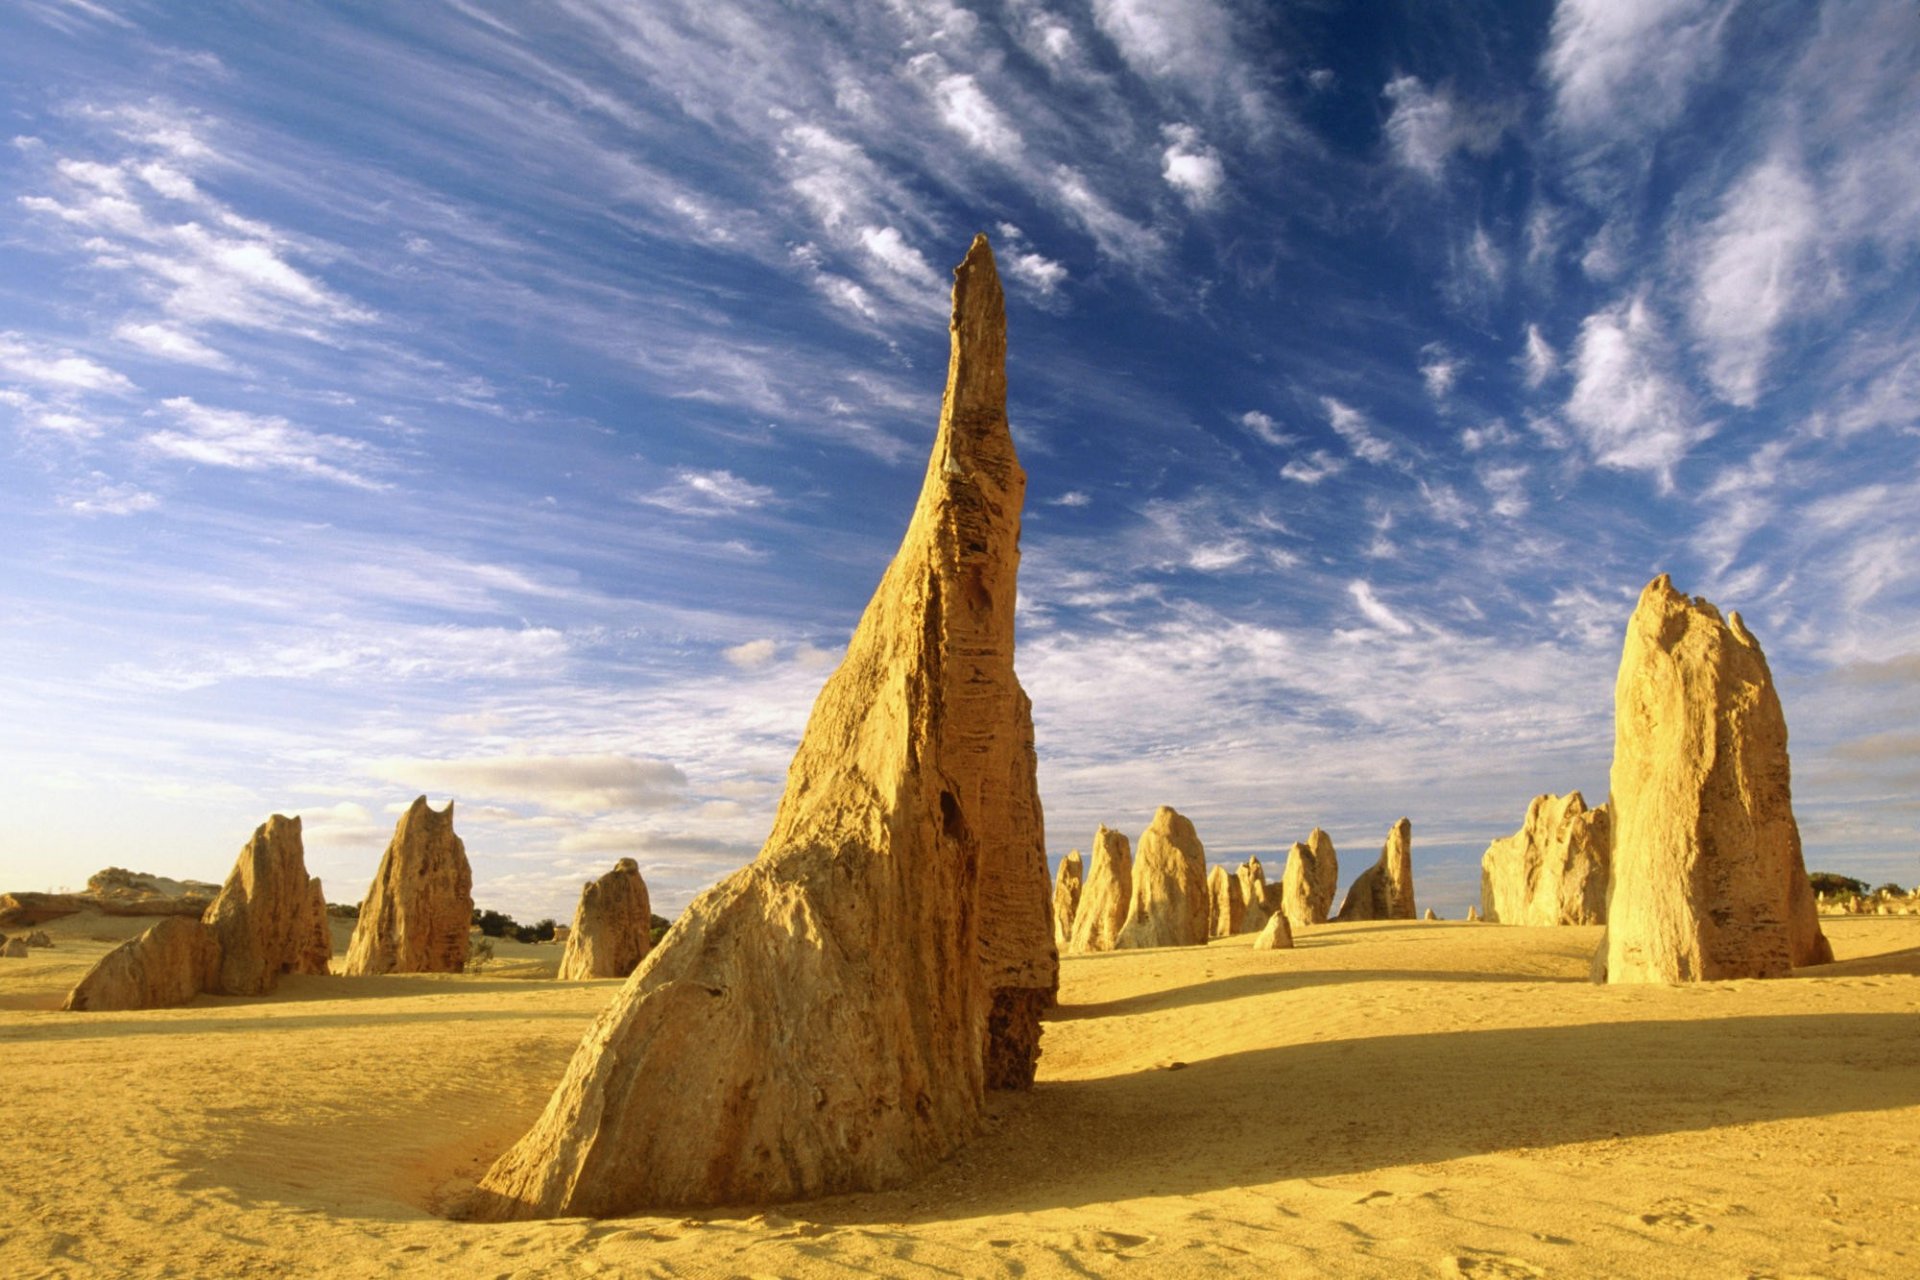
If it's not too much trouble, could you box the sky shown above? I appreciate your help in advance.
[2,0,1917,923]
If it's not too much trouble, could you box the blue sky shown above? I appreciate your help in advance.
[2,0,1916,921]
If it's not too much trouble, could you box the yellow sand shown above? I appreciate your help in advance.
[3,912,1917,1278]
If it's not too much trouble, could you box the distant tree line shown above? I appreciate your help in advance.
[472,908,560,942]
[1809,872,1909,898]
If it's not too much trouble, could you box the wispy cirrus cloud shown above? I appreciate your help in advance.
[145,396,385,488]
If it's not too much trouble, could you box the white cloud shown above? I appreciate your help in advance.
[1521,323,1558,388]
[0,331,135,393]
[1382,76,1506,180]
[1161,123,1225,209]
[1322,396,1394,465]
[1420,480,1472,528]
[992,222,1068,297]
[367,753,685,814]
[1348,580,1414,635]
[1477,463,1531,518]
[722,638,778,669]
[639,468,776,516]
[1543,0,1726,136]
[1049,490,1091,507]
[858,225,941,290]
[1281,449,1346,485]
[932,73,1021,161]
[1239,409,1296,446]
[145,396,382,489]
[1460,419,1518,452]
[1420,345,1461,400]
[1688,152,1821,407]
[1052,165,1162,266]
[65,474,158,517]
[1092,0,1242,102]
[1563,294,1711,489]
[113,320,231,369]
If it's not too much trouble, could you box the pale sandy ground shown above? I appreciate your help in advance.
[3,912,1917,1279]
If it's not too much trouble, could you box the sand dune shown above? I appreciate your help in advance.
[3,912,1917,1277]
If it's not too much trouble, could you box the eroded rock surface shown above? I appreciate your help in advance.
[1237,857,1270,934]
[1115,807,1208,950]
[558,858,653,981]
[1281,829,1339,929]
[1208,865,1245,938]
[469,235,1052,1220]
[344,797,473,977]
[1600,575,1831,983]
[1253,912,1294,950]
[63,917,217,1011]
[1067,827,1132,954]
[1051,851,1084,950]
[205,815,327,996]
[1480,792,1611,927]
[1337,819,1416,921]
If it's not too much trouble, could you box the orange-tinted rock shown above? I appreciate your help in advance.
[558,858,653,981]
[1337,819,1416,921]
[62,917,218,1011]
[1480,792,1611,926]
[1067,827,1131,954]
[343,797,473,976]
[1115,807,1208,949]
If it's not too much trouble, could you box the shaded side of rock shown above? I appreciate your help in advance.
[0,893,88,928]
[1601,575,1832,983]
[203,814,323,996]
[1237,857,1270,934]
[1115,807,1208,950]
[1336,819,1416,921]
[1067,827,1131,954]
[1207,865,1244,938]
[1281,828,1340,929]
[469,235,1042,1220]
[558,858,653,981]
[344,797,473,976]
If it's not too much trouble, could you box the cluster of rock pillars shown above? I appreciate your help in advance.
[51,236,1833,1221]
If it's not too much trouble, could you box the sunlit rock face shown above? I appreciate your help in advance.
[557,858,652,981]
[1068,827,1132,954]
[1237,856,1270,934]
[1115,806,1209,950]
[1599,575,1831,984]
[468,235,1053,1219]
[1281,828,1339,929]
[1480,793,1611,927]
[1337,819,1416,921]
[1208,864,1245,938]
[343,798,473,977]
[1052,851,1084,950]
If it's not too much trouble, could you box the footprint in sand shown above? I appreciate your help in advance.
[1440,1249,1545,1277]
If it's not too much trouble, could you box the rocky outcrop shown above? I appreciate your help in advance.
[1067,827,1132,954]
[1115,807,1209,950]
[0,893,88,928]
[302,878,332,975]
[557,858,653,981]
[1480,792,1611,926]
[1237,857,1270,933]
[62,917,218,1011]
[1280,828,1338,928]
[1051,851,1084,949]
[467,236,1052,1221]
[1466,905,1482,922]
[344,797,473,976]
[63,814,327,1011]
[1337,819,1416,921]
[1599,575,1832,983]
[1253,912,1294,950]
[1208,865,1244,938]
[2,936,27,958]
[204,816,327,996]
[1423,908,1438,921]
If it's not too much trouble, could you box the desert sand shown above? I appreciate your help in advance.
[3,911,1918,1277]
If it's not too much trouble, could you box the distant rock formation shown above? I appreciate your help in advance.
[1237,857,1270,933]
[1051,851,1083,949]
[302,877,332,975]
[1337,819,1416,921]
[1253,912,1294,950]
[63,917,217,1010]
[343,797,473,976]
[557,858,653,981]
[1480,792,1611,926]
[1598,575,1832,983]
[1466,905,1482,922]
[1116,807,1209,949]
[468,235,1053,1220]
[1207,865,1245,938]
[1423,908,1438,921]
[1281,829,1339,928]
[63,814,327,1011]
[0,893,86,928]
[1068,827,1132,953]
[2,935,27,958]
